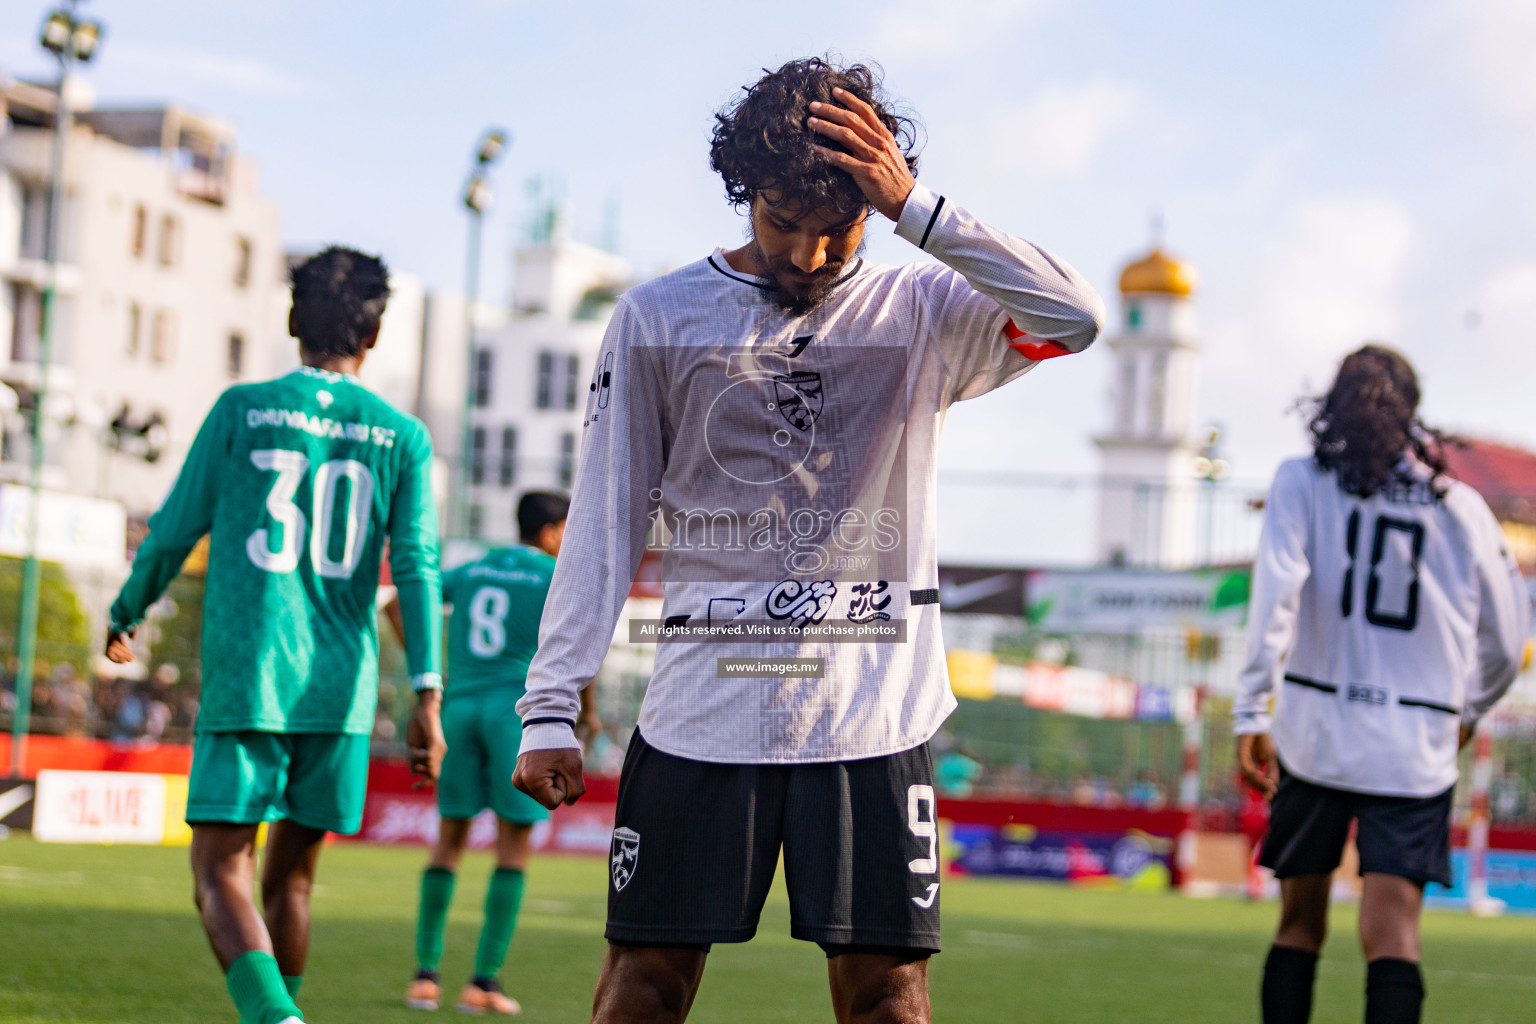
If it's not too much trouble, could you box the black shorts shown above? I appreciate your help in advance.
[1259,764,1454,888]
[605,730,942,954]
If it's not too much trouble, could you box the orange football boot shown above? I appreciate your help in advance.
[406,972,442,1011]
[456,980,520,1015]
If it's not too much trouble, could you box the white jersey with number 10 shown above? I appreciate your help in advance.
[1234,456,1529,797]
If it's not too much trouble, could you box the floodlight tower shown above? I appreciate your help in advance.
[454,129,508,538]
[11,0,105,776]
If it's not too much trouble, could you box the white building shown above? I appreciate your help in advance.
[1093,245,1203,566]
[461,226,629,542]
[268,258,484,482]
[0,76,283,518]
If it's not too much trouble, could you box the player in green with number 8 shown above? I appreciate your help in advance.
[392,491,596,1015]
[106,247,446,1024]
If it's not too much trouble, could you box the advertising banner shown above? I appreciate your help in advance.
[936,566,1028,616]
[948,654,1199,724]
[1429,849,1536,913]
[0,777,35,834]
[357,791,617,855]
[0,486,127,570]
[946,822,1174,889]
[33,769,167,844]
[1025,568,1250,634]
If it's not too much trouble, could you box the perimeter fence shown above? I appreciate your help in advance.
[5,472,1536,835]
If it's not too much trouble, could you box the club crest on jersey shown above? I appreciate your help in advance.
[316,390,334,409]
[773,371,823,431]
[611,826,641,891]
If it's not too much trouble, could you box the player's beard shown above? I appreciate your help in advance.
[750,235,866,316]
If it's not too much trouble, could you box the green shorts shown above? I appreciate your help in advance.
[187,730,371,835]
[439,689,549,825]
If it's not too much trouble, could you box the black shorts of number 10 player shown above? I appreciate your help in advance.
[606,731,942,955]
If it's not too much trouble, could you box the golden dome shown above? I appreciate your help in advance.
[1118,248,1197,296]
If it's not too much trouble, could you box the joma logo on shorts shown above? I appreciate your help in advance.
[1347,684,1388,705]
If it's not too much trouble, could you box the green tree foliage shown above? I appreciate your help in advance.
[0,556,92,672]
[144,576,205,680]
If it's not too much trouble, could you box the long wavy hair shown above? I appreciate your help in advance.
[709,57,920,218]
[1306,344,1448,497]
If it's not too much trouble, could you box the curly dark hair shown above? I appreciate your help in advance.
[1306,344,1449,498]
[289,246,390,359]
[710,57,920,218]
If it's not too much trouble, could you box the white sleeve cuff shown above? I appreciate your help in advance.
[519,720,582,755]
[411,673,443,692]
[894,182,944,250]
[1232,711,1272,736]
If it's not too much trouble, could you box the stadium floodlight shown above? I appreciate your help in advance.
[38,3,103,62]
[70,19,102,62]
[454,128,511,537]
[39,11,72,54]
[12,0,105,776]
[463,175,493,214]
[476,129,508,166]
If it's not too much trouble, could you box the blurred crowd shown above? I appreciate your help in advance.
[0,659,199,745]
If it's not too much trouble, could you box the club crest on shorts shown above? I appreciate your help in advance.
[611,826,641,891]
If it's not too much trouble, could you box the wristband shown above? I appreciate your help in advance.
[411,672,443,693]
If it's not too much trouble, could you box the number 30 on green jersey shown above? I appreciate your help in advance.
[246,448,377,580]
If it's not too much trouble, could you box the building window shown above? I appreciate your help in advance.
[558,431,576,488]
[234,237,252,288]
[499,427,517,487]
[151,310,177,364]
[473,349,493,407]
[1148,353,1168,435]
[1126,303,1142,330]
[126,303,142,356]
[19,185,47,260]
[227,332,245,379]
[564,354,580,410]
[467,504,484,539]
[157,214,178,267]
[9,284,41,362]
[535,351,554,409]
[1116,353,1136,433]
[470,426,487,485]
[131,205,147,258]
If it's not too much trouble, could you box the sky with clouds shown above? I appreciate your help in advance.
[2,0,1534,563]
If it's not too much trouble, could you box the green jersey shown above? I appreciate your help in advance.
[442,546,555,697]
[110,367,443,735]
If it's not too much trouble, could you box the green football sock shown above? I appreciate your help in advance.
[226,951,302,1024]
[416,867,456,972]
[474,867,526,981]
[283,976,302,1000]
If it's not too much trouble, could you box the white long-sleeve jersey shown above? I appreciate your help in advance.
[1234,456,1529,797]
[516,183,1104,763]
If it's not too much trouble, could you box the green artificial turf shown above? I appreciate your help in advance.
[2,834,1534,1022]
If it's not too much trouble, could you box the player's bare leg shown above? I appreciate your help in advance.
[261,819,328,978]
[1274,874,1330,953]
[1358,873,1422,962]
[191,823,273,969]
[1261,875,1330,1024]
[429,816,473,870]
[192,823,305,1024]
[590,945,708,1024]
[828,953,931,1024]
[496,817,531,869]
[1359,874,1427,1022]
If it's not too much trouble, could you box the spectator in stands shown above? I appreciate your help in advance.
[111,677,147,741]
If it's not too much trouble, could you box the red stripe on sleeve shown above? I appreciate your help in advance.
[1002,319,1072,360]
